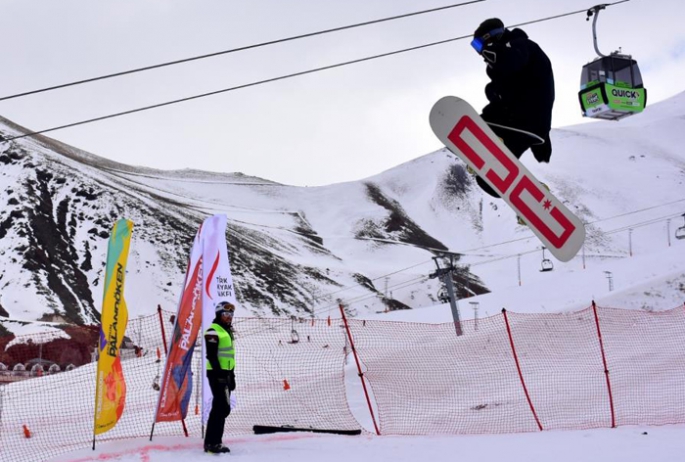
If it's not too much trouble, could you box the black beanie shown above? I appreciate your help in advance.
[474,18,505,40]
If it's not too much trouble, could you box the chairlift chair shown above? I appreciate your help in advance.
[437,286,450,304]
[540,247,554,272]
[578,4,647,121]
[289,329,300,344]
[288,315,300,344]
[676,213,685,240]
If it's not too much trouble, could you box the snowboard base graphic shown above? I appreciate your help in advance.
[429,96,585,262]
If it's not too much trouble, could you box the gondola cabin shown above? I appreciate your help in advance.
[579,54,647,121]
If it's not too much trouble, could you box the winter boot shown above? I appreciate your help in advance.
[204,443,230,454]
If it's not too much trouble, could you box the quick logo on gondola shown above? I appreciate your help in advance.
[611,89,640,99]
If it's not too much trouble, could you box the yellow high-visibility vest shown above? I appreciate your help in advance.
[205,323,235,371]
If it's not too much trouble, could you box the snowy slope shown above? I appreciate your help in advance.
[0,91,684,331]
[0,91,684,462]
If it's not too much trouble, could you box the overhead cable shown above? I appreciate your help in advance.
[1,1,632,144]
[0,1,485,103]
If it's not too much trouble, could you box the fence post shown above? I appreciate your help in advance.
[502,308,543,431]
[339,304,380,435]
[0,385,3,443]
[591,301,616,428]
[157,305,169,354]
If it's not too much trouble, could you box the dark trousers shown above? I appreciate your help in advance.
[475,124,534,198]
[204,375,231,446]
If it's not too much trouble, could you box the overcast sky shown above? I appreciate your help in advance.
[1,0,684,186]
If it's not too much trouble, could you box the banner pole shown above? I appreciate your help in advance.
[149,307,167,441]
[92,335,100,450]
[201,332,206,439]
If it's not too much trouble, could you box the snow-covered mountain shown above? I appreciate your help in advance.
[0,91,684,329]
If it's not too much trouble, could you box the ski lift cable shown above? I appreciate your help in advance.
[314,204,674,314]
[0,1,485,103]
[239,206,679,328]
[232,273,429,338]
[1,1,631,144]
[223,200,685,316]
[584,198,685,225]
[311,275,429,317]
[510,0,630,30]
[232,198,681,274]
[461,198,685,254]
[604,212,685,235]
[312,275,428,316]
[464,211,682,266]
[235,207,677,334]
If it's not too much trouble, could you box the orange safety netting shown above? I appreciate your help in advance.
[0,304,684,462]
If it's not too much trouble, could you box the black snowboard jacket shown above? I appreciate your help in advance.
[480,28,555,163]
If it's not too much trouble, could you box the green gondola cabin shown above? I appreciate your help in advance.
[579,54,647,121]
[578,4,647,121]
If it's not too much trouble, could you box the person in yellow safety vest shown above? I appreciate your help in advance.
[203,300,236,454]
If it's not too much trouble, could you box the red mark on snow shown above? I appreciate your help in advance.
[60,433,338,462]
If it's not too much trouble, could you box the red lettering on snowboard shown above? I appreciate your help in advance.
[448,116,519,194]
[510,177,576,248]
[447,115,576,250]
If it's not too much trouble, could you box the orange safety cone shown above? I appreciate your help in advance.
[23,424,32,438]
[283,379,290,391]
[195,404,199,415]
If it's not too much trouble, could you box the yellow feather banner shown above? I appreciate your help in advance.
[93,218,133,436]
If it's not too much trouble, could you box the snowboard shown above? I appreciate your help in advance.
[429,96,585,262]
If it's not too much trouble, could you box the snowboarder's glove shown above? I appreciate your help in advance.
[485,82,501,102]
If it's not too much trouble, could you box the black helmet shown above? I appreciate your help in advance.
[474,18,505,42]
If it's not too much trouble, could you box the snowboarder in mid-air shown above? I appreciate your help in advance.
[470,18,555,198]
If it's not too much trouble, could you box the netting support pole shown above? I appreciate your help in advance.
[0,386,3,441]
[158,305,169,356]
[339,304,381,435]
[592,301,616,428]
[502,308,543,431]
[92,321,101,450]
